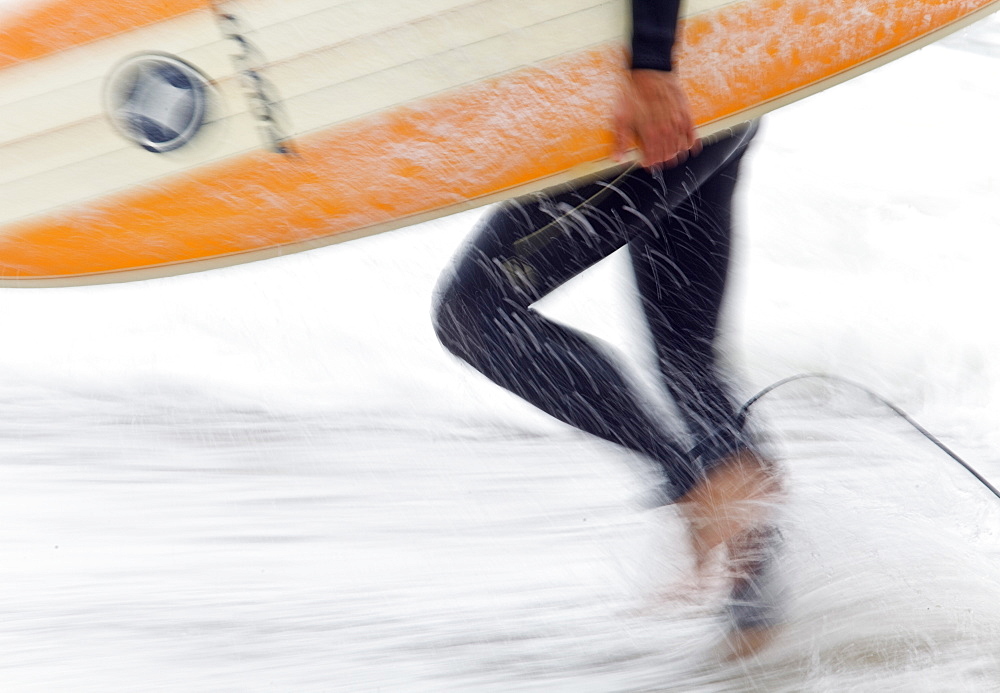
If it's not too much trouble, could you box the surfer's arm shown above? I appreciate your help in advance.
[613,0,697,168]
[630,0,681,71]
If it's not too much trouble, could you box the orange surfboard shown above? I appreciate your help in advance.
[1,0,997,286]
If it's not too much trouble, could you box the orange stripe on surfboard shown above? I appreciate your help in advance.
[0,47,621,279]
[0,0,205,69]
[0,0,996,281]
[679,0,992,125]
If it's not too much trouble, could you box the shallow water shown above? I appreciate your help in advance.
[1,383,998,692]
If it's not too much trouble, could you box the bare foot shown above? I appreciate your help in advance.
[676,449,786,657]
[676,449,783,570]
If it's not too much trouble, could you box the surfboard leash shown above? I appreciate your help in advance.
[737,372,1000,502]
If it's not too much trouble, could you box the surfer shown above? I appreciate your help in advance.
[433,0,785,657]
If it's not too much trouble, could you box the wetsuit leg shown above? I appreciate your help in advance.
[628,150,753,472]
[433,124,757,501]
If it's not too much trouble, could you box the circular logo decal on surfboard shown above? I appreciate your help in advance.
[105,54,211,153]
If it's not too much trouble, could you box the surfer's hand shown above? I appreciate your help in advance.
[613,69,700,168]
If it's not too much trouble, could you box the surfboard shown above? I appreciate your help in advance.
[2,0,998,286]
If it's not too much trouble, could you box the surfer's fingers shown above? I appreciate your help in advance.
[616,69,700,167]
[689,134,704,158]
[669,109,698,160]
[642,119,689,168]
[681,115,698,153]
[685,112,702,155]
[629,113,667,166]
[645,131,674,167]
[666,118,701,165]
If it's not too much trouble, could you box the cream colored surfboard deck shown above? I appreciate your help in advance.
[1,0,997,286]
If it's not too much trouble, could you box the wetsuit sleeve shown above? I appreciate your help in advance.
[630,0,681,72]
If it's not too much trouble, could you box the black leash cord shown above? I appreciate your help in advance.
[738,372,1000,502]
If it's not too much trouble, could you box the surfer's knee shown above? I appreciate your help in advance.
[432,249,514,363]
[432,283,481,363]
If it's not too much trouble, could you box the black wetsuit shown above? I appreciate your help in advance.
[432,0,759,502]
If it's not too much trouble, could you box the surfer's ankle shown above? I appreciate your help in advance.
[677,448,784,566]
